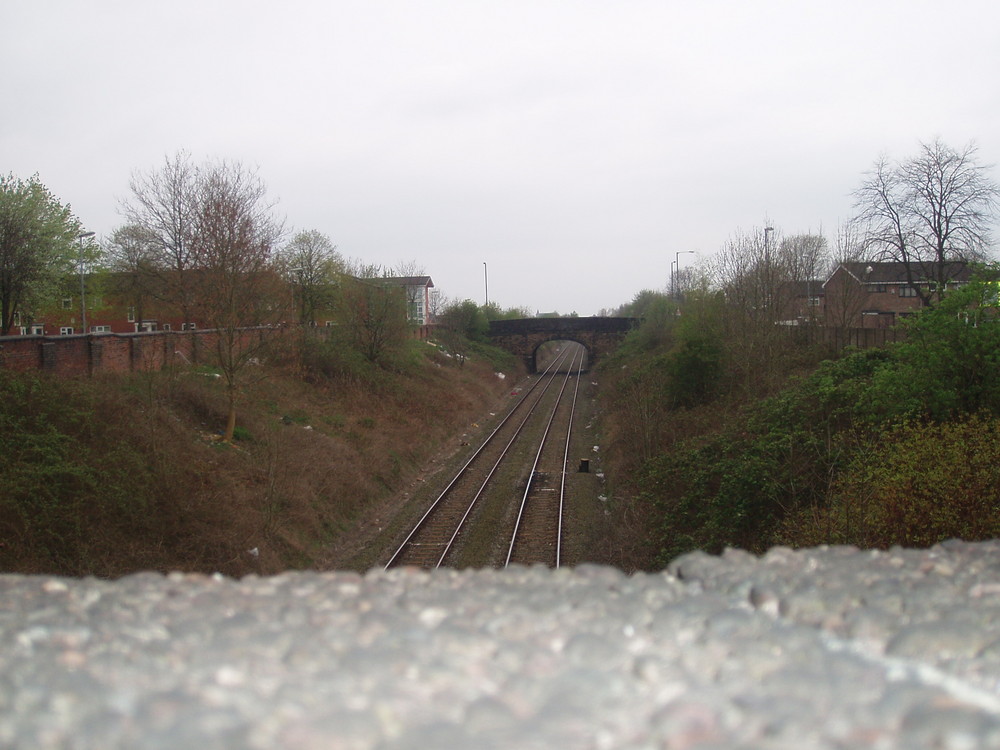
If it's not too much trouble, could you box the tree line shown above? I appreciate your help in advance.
[596,138,1000,568]
[2,153,435,441]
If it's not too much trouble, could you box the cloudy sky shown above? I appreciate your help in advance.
[4,1,999,315]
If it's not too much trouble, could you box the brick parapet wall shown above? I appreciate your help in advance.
[0,325,434,377]
[0,330,225,376]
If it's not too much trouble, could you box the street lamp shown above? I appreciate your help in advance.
[78,231,95,334]
[483,262,489,307]
[674,250,695,299]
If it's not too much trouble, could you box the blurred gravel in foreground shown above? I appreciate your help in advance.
[4,540,1000,748]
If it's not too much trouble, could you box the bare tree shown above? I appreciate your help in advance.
[394,259,424,277]
[394,259,427,323]
[823,221,869,332]
[276,230,345,325]
[120,151,199,323]
[428,288,447,322]
[778,233,829,324]
[714,225,795,321]
[853,139,1000,305]
[336,276,408,364]
[711,225,798,391]
[188,160,286,442]
[104,223,160,329]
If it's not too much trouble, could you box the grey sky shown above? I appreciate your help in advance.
[4,0,999,315]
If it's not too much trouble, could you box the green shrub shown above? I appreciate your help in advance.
[232,425,253,441]
[300,332,384,385]
[858,281,1000,423]
[0,371,157,572]
[639,347,894,562]
[780,415,1000,548]
[664,336,723,408]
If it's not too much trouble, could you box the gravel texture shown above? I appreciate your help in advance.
[4,540,1000,748]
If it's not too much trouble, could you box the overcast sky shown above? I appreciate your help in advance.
[4,1,999,315]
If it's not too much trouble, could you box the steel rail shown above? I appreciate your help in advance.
[504,347,584,568]
[430,348,577,567]
[383,349,572,569]
[555,350,585,568]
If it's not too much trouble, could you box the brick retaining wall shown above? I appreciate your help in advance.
[0,330,221,376]
[0,324,435,376]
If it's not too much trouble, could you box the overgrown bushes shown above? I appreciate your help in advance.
[0,371,161,573]
[601,278,1000,567]
[779,415,1000,548]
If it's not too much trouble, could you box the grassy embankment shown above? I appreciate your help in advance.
[0,335,521,577]
[597,280,1000,570]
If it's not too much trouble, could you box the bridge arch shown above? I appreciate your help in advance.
[487,317,638,373]
[531,336,592,372]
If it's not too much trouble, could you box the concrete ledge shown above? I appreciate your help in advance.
[2,541,999,748]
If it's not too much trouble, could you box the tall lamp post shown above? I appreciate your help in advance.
[674,250,694,299]
[483,262,489,307]
[78,231,95,334]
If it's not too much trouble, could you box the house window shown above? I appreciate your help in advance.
[866,284,886,293]
[127,306,136,323]
[61,298,73,309]
[60,326,74,335]
[162,323,171,331]
[181,322,197,331]
[30,324,44,335]
[899,286,918,298]
[13,312,21,327]
[91,325,111,333]
[807,297,821,307]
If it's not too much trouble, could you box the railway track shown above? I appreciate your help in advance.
[384,345,585,570]
[505,347,584,568]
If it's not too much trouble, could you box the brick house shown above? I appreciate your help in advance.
[822,261,972,329]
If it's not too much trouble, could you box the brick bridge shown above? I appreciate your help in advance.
[488,317,638,372]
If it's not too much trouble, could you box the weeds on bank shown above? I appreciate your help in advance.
[0,334,516,577]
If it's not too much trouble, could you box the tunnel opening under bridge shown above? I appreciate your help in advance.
[533,339,589,373]
[487,317,638,374]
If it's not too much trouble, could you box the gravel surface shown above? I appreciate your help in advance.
[4,540,1000,748]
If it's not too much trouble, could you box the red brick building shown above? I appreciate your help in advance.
[8,276,197,337]
[822,261,972,329]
